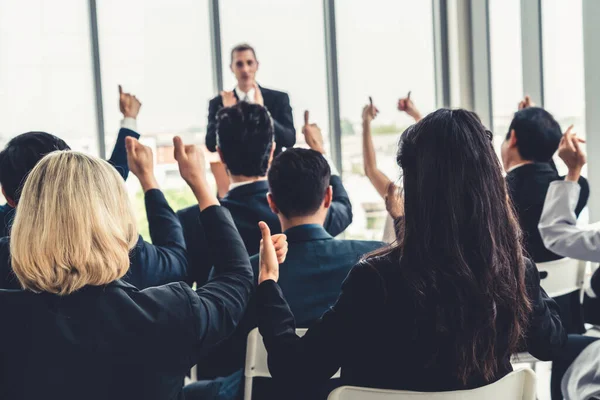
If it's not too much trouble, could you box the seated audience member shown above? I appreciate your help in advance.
[0,138,270,400]
[190,148,384,390]
[178,102,352,286]
[362,94,420,242]
[501,101,590,334]
[0,85,142,237]
[539,130,600,324]
[255,109,566,400]
[0,136,188,290]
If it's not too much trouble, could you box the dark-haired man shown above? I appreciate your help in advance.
[501,100,590,333]
[178,103,352,287]
[0,88,189,290]
[205,43,296,156]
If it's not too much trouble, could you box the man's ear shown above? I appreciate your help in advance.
[267,192,279,214]
[216,147,226,165]
[2,188,15,208]
[508,129,518,148]
[323,186,333,209]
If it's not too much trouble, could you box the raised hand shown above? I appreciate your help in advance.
[302,110,325,154]
[125,137,158,191]
[558,125,587,182]
[518,95,534,110]
[384,182,404,219]
[220,91,238,107]
[173,136,218,210]
[258,222,287,284]
[362,96,380,124]
[253,82,264,106]
[397,91,422,122]
[119,85,142,119]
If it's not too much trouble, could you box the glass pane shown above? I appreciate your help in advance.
[98,0,214,239]
[0,0,97,154]
[489,0,523,153]
[220,0,329,151]
[335,0,436,240]
[542,0,586,176]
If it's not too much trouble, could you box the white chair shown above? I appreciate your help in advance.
[243,327,340,400]
[536,258,586,298]
[327,368,536,400]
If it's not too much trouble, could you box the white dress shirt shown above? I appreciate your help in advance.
[121,117,138,131]
[235,86,256,104]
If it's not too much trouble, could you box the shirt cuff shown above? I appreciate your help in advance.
[121,117,138,131]
[323,154,339,176]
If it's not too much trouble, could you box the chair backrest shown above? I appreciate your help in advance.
[244,327,341,379]
[327,368,536,400]
[536,258,586,298]
[245,327,308,379]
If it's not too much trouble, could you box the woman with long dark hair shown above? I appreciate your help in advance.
[255,109,566,398]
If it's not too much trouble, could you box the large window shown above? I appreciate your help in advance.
[97,0,214,238]
[220,0,329,152]
[335,0,436,240]
[0,0,97,154]
[488,0,523,152]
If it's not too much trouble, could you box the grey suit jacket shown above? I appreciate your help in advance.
[539,180,600,263]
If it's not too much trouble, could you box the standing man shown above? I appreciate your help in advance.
[205,44,296,197]
[205,43,296,156]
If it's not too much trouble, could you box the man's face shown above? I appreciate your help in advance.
[230,50,258,86]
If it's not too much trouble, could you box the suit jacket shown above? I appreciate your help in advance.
[0,205,253,400]
[506,162,589,263]
[256,256,566,399]
[205,86,296,155]
[177,176,353,287]
[196,224,384,378]
[0,127,139,238]
[0,189,187,290]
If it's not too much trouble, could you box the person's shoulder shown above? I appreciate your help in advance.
[260,86,288,99]
[177,204,201,220]
[129,281,197,312]
[208,94,221,105]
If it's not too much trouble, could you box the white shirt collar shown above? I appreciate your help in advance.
[229,177,267,191]
[507,162,533,173]
[234,86,256,103]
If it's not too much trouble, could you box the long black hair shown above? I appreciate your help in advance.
[370,109,531,385]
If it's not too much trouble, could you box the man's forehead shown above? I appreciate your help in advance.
[232,50,256,62]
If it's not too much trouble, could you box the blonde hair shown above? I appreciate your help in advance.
[10,151,138,295]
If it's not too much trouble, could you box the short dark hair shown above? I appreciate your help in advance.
[230,43,257,65]
[268,148,330,218]
[216,102,273,177]
[506,107,562,162]
[0,132,70,202]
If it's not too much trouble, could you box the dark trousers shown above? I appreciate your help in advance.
[551,334,599,400]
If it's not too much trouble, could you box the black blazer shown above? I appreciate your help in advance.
[256,256,566,399]
[0,127,140,238]
[506,162,589,263]
[177,176,353,287]
[0,189,187,290]
[0,205,253,400]
[204,86,296,155]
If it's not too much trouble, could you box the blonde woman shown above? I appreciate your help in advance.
[0,138,285,400]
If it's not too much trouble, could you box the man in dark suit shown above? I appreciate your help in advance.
[0,130,188,291]
[205,43,295,156]
[0,85,142,237]
[501,101,589,333]
[205,43,296,198]
[184,148,379,399]
[177,103,352,288]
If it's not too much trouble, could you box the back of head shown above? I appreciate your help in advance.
[10,151,138,295]
[217,102,274,177]
[389,109,531,384]
[0,132,70,203]
[268,148,331,218]
[508,107,562,162]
